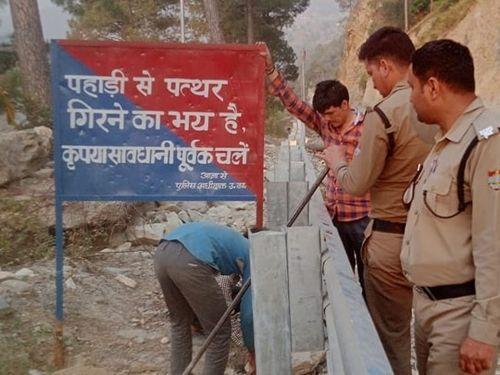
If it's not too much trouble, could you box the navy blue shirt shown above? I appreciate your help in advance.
[165,221,254,350]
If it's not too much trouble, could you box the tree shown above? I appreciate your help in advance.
[202,0,225,43]
[218,0,309,81]
[9,0,51,125]
[53,0,180,41]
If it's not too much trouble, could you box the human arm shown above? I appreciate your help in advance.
[319,111,388,196]
[258,42,324,133]
[460,134,500,373]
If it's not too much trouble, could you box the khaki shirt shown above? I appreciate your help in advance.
[332,81,433,223]
[401,98,500,345]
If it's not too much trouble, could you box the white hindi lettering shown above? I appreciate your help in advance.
[176,140,214,172]
[214,142,249,165]
[133,70,155,96]
[64,69,128,98]
[131,110,164,130]
[164,78,228,102]
[61,140,249,172]
[168,111,215,131]
[94,102,127,133]
[219,102,242,134]
[68,99,128,133]
[67,98,95,129]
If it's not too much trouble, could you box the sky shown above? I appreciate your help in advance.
[0,0,346,54]
[0,0,71,42]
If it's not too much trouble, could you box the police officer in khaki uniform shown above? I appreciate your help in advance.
[320,27,435,375]
[401,40,499,374]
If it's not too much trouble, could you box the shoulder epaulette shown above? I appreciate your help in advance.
[472,110,499,140]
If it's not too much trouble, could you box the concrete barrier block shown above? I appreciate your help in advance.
[288,181,309,226]
[290,161,306,181]
[287,226,324,352]
[250,231,292,375]
[265,181,288,229]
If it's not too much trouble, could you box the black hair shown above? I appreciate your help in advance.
[312,80,349,113]
[412,39,475,93]
[358,26,415,65]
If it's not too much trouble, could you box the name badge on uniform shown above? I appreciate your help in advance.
[488,170,500,191]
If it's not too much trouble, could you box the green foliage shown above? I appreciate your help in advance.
[410,0,466,26]
[218,0,309,81]
[265,97,290,138]
[0,67,22,127]
[53,0,180,40]
[369,0,404,32]
[412,0,475,43]
[0,316,56,374]
[0,49,17,75]
[0,67,52,129]
[411,0,431,14]
[0,197,54,266]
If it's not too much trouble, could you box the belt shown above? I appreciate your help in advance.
[416,280,476,301]
[372,219,406,234]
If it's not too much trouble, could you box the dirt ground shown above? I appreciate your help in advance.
[0,245,247,375]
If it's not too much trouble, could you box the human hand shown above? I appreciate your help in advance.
[459,337,496,374]
[256,41,274,74]
[318,144,347,169]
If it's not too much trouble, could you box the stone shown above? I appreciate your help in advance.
[0,271,16,282]
[103,267,129,276]
[107,232,128,248]
[0,126,52,186]
[225,201,251,210]
[115,274,137,288]
[292,351,326,375]
[117,328,150,343]
[1,279,32,294]
[207,205,232,219]
[160,336,169,344]
[116,242,132,252]
[177,210,191,223]
[28,370,46,375]
[165,211,183,228]
[187,209,205,222]
[32,167,53,179]
[0,295,12,318]
[178,201,209,213]
[53,366,111,375]
[14,268,35,280]
[126,222,164,245]
[65,278,77,290]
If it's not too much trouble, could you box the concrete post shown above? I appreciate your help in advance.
[250,231,292,374]
[287,226,324,351]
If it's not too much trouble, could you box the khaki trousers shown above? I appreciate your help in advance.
[414,290,498,375]
[363,224,412,375]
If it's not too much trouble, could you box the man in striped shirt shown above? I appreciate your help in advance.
[262,44,370,292]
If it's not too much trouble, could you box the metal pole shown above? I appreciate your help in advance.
[180,0,185,43]
[404,0,409,31]
[53,197,65,367]
[182,278,252,375]
[182,166,330,374]
[301,49,306,100]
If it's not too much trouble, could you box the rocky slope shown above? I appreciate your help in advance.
[338,0,500,108]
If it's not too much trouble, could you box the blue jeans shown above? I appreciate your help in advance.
[333,216,369,295]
